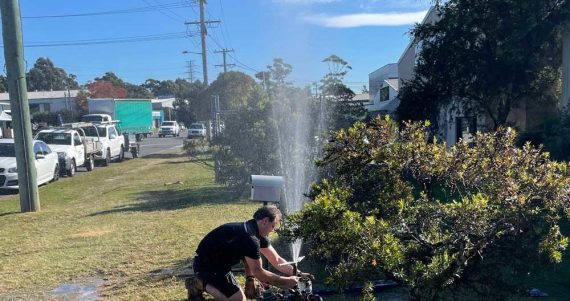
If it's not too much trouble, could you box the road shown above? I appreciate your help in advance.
[0,131,187,198]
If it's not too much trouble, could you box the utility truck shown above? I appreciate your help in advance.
[83,98,153,141]
[79,121,126,166]
[35,123,103,176]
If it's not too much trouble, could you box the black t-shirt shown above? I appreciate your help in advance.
[195,219,270,272]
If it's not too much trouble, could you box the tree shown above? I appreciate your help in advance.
[74,90,89,116]
[255,58,293,93]
[398,0,570,130]
[95,72,125,89]
[209,71,276,195]
[173,79,206,125]
[285,117,570,301]
[125,83,153,99]
[88,81,126,98]
[26,57,79,91]
[320,55,365,130]
[0,75,7,93]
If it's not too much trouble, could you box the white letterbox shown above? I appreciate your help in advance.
[251,175,284,203]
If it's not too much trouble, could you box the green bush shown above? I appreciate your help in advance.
[285,116,570,301]
[183,138,209,157]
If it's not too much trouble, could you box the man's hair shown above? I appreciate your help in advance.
[253,205,281,222]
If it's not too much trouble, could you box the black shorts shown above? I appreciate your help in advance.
[193,256,240,298]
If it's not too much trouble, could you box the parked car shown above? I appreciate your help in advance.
[188,123,207,139]
[0,139,59,190]
[36,125,102,177]
[80,123,125,166]
[159,121,180,137]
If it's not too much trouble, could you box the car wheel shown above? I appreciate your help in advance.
[85,155,95,171]
[51,164,60,182]
[103,149,111,166]
[118,146,125,162]
[67,159,76,177]
[131,145,139,158]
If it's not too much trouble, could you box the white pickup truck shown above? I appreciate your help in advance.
[36,124,102,176]
[80,122,126,166]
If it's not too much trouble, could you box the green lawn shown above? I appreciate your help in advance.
[0,151,258,300]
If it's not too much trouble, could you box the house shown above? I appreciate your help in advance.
[365,63,399,117]
[368,6,566,146]
[0,90,81,116]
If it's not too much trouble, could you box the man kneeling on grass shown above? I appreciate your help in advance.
[188,205,310,301]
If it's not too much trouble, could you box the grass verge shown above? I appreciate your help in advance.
[0,150,258,300]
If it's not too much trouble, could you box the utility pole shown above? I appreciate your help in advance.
[214,49,235,73]
[186,60,195,82]
[0,0,40,212]
[185,0,220,86]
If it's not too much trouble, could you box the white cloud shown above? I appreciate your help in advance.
[275,0,341,4]
[302,11,428,28]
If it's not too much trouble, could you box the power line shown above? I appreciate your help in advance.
[22,1,190,19]
[0,32,188,48]
[141,0,185,22]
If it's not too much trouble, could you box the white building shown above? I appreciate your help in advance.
[0,90,81,115]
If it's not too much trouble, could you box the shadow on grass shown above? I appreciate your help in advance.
[0,211,20,217]
[142,153,188,160]
[88,186,236,216]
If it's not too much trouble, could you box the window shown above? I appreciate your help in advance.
[456,117,477,143]
[0,143,16,157]
[30,104,40,115]
[379,86,390,102]
[108,127,117,138]
[39,142,51,154]
[33,142,42,155]
[36,132,71,145]
[73,134,82,146]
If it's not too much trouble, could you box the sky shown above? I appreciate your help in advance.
[1,0,432,91]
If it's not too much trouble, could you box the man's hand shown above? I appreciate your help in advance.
[282,275,299,288]
[297,271,314,280]
[244,276,260,299]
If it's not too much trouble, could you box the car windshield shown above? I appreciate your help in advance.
[0,143,16,157]
[36,132,71,145]
[81,126,106,137]
[190,124,204,129]
[162,122,174,126]
[81,115,106,122]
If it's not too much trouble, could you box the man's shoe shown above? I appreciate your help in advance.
[185,276,205,301]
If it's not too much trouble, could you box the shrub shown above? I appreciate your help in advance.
[183,138,209,157]
[285,116,570,301]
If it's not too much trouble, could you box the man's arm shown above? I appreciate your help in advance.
[260,246,314,278]
[260,246,296,276]
[244,256,298,288]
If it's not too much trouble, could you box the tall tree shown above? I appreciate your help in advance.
[398,0,570,130]
[320,54,365,130]
[26,57,79,91]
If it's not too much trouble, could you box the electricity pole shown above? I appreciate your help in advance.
[0,0,40,212]
[215,49,235,73]
[185,0,220,86]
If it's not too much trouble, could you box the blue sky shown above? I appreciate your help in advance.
[4,0,431,91]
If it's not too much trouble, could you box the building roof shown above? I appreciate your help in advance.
[0,90,81,101]
[352,93,370,103]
